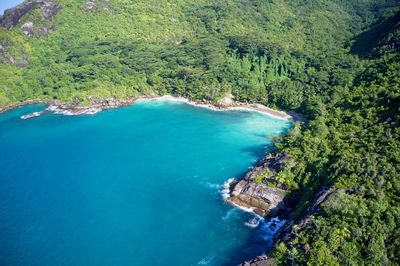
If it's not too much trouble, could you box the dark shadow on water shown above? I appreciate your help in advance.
[220,143,284,265]
[221,202,289,265]
[241,144,275,159]
[221,216,278,266]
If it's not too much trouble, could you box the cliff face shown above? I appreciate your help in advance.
[277,186,338,242]
[225,153,292,265]
[227,153,340,266]
[0,0,60,66]
[0,2,38,29]
[0,0,60,29]
[227,154,291,217]
[239,186,338,266]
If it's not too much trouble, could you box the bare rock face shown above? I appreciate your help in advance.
[86,1,96,11]
[21,21,35,36]
[227,154,291,216]
[39,1,60,19]
[230,181,286,216]
[216,93,234,107]
[238,186,338,266]
[0,0,60,29]
[85,0,111,13]
[277,186,338,242]
[0,0,60,66]
[248,153,291,179]
[240,255,275,266]
[0,42,30,67]
[0,1,37,29]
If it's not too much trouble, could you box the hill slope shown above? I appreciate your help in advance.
[1,0,400,265]
[0,0,394,108]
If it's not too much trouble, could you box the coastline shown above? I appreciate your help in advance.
[139,95,296,121]
[0,99,57,114]
[0,94,297,264]
[0,95,302,122]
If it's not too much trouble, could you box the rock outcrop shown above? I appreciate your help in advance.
[227,154,291,216]
[44,96,136,116]
[239,186,338,266]
[85,0,111,13]
[39,0,60,19]
[0,1,37,29]
[21,21,35,36]
[277,186,338,242]
[0,0,60,29]
[0,41,30,67]
[216,93,234,107]
[0,0,60,66]
[240,254,275,266]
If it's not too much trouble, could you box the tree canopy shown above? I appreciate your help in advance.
[0,0,399,264]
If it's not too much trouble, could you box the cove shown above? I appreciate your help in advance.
[0,100,292,265]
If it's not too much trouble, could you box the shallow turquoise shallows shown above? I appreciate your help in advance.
[0,101,292,266]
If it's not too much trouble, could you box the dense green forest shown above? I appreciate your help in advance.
[1,0,399,265]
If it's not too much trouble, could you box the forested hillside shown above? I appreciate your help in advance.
[272,26,400,264]
[1,0,399,265]
[0,0,395,108]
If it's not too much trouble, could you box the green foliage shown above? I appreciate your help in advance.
[271,10,400,264]
[0,0,399,264]
[254,169,271,185]
[0,0,378,107]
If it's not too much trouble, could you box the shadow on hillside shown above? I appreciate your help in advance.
[351,12,400,58]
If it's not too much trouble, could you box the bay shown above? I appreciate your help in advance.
[0,101,291,265]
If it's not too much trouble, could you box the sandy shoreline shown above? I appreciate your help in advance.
[138,95,295,121]
[0,95,302,121]
[1,94,296,265]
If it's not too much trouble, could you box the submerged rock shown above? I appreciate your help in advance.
[46,105,102,116]
[20,111,42,120]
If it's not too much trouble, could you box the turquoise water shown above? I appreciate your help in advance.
[0,101,291,265]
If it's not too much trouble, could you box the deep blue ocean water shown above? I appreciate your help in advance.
[0,101,291,265]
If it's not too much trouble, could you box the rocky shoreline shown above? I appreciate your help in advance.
[223,153,301,266]
[226,153,291,217]
[0,95,302,265]
[0,94,301,122]
[0,99,55,114]
[0,97,137,117]
[238,186,339,266]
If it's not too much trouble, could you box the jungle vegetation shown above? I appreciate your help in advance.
[0,0,399,265]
